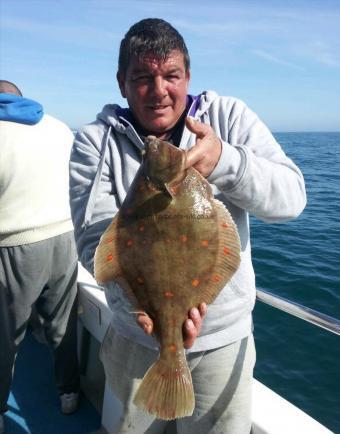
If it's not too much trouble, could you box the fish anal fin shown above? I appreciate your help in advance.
[133,354,194,420]
[200,199,241,305]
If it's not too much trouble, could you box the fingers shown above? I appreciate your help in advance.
[183,303,207,349]
[198,302,207,319]
[186,142,221,177]
[136,312,153,335]
[189,303,207,333]
[185,143,204,169]
[137,302,207,348]
[185,117,222,177]
[185,117,206,169]
[185,116,210,138]
[183,318,197,349]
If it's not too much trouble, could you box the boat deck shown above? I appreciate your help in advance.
[3,267,335,434]
[4,330,101,434]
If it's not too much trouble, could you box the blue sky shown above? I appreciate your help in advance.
[1,0,339,131]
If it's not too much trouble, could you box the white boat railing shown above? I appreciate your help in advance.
[256,288,340,336]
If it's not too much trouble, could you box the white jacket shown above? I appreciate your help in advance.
[69,90,306,352]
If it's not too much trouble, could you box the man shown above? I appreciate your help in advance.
[0,80,80,434]
[69,19,306,434]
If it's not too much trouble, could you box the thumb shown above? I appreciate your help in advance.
[185,117,209,138]
[136,312,153,335]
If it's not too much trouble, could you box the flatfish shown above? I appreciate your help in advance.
[94,136,241,420]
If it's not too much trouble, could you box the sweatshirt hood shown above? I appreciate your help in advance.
[0,93,44,125]
[96,103,126,132]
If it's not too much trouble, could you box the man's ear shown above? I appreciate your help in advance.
[116,71,126,98]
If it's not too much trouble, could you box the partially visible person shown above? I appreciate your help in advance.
[0,80,80,434]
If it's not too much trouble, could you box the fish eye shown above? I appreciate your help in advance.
[149,142,159,152]
[145,137,160,153]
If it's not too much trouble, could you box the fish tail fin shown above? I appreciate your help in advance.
[133,355,194,420]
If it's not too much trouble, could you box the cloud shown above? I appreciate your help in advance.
[307,41,340,67]
[252,49,304,71]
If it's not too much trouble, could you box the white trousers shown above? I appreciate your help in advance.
[100,325,256,434]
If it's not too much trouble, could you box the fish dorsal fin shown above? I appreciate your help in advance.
[94,214,121,284]
[94,213,141,309]
[200,199,241,304]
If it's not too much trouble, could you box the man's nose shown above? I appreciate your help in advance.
[151,76,167,98]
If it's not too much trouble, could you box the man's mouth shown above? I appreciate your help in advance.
[149,105,169,111]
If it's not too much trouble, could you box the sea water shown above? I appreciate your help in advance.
[252,132,340,433]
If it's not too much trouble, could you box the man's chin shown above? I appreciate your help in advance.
[146,131,171,140]
[142,122,173,138]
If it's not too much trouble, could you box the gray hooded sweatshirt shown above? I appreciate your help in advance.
[69,90,306,353]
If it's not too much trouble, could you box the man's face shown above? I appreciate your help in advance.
[117,50,190,138]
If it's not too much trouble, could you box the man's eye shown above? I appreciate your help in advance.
[133,76,150,82]
[167,75,179,81]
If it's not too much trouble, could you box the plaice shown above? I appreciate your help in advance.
[94,136,241,420]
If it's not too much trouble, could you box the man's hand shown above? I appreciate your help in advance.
[136,302,207,349]
[185,117,222,177]
[182,303,207,349]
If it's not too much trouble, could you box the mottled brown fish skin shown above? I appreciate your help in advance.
[94,136,241,420]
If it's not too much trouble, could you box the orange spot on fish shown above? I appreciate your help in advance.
[168,343,177,352]
[223,246,230,254]
[106,253,113,261]
[201,240,209,247]
[170,185,179,195]
[137,277,144,284]
[191,279,200,287]
[222,223,229,228]
[139,225,145,232]
[180,234,187,243]
[212,274,221,283]
[126,240,133,247]
[164,291,174,298]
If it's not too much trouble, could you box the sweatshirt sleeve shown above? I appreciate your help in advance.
[207,98,307,223]
[69,123,119,275]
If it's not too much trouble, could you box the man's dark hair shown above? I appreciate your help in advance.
[0,80,22,96]
[118,18,190,76]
